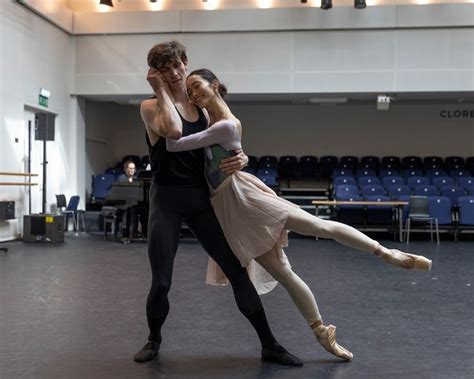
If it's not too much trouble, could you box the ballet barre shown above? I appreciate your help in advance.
[0,172,38,186]
[312,200,408,242]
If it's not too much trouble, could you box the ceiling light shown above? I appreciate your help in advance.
[321,0,332,10]
[99,0,113,7]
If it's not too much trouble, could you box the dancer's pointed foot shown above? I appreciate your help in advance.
[261,344,303,367]
[314,325,353,361]
[374,246,432,272]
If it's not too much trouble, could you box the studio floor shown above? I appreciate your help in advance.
[0,234,473,379]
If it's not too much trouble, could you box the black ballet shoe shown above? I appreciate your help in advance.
[133,340,160,362]
[261,344,303,367]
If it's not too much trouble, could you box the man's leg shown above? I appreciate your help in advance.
[186,207,303,366]
[134,186,182,362]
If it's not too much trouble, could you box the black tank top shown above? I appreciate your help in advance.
[146,106,207,186]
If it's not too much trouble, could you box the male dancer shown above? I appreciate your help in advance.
[134,41,301,366]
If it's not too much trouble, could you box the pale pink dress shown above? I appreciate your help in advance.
[167,120,299,294]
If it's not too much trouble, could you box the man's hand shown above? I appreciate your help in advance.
[219,149,249,174]
[146,68,171,97]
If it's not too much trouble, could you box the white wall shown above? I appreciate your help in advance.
[73,5,474,96]
[0,2,83,241]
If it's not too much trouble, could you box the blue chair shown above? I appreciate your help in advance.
[403,169,424,178]
[333,169,354,178]
[92,174,115,200]
[278,156,298,178]
[407,176,430,188]
[432,177,455,189]
[457,196,474,238]
[450,169,471,179]
[340,156,358,172]
[467,186,474,196]
[423,156,443,171]
[258,161,278,171]
[335,185,359,197]
[335,195,365,226]
[402,156,423,170]
[56,195,84,231]
[319,156,339,178]
[258,174,279,191]
[242,166,257,175]
[357,162,379,172]
[444,156,465,172]
[361,185,385,197]
[428,196,453,229]
[299,156,318,178]
[248,155,258,170]
[140,155,150,170]
[259,156,278,167]
[358,176,381,186]
[457,177,474,190]
[356,169,377,178]
[440,186,465,207]
[426,169,448,181]
[387,184,411,199]
[333,177,357,186]
[466,157,474,175]
[382,176,405,188]
[365,195,393,225]
[105,167,123,180]
[379,169,400,178]
[257,168,278,177]
[360,156,380,168]
[381,156,401,170]
[414,185,438,197]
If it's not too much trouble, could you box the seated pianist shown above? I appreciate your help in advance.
[115,160,148,239]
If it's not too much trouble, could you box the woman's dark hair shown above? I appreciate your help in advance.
[188,69,228,98]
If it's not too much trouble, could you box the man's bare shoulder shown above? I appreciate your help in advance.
[140,98,160,122]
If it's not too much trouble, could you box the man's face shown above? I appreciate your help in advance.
[159,58,187,89]
[125,163,136,177]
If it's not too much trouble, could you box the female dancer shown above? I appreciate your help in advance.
[166,69,432,362]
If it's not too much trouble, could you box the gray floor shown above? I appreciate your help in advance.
[0,234,473,379]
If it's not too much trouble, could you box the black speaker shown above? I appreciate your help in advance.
[35,113,55,141]
[0,201,15,220]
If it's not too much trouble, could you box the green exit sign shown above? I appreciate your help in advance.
[39,95,48,107]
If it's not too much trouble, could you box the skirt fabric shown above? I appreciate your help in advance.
[206,171,299,294]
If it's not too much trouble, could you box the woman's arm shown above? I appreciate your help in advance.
[166,120,236,152]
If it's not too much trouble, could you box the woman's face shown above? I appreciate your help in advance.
[186,75,216,108]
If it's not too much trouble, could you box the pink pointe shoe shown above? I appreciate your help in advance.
[375,248,432,272]
[313,324,353,361]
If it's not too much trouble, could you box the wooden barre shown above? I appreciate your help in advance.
[0,172,38,177]
[0,183,38,186]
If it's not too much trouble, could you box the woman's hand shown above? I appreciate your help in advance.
[219,149,249,174]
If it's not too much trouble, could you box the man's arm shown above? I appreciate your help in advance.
[219,150,249,174]
[141,68,182,139]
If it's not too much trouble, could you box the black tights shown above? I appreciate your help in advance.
[146,184,277,348]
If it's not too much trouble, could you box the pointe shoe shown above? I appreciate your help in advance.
[377,249,432,272]
[314,324,353,361]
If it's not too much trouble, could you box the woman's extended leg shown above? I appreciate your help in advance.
[255,247,353,361]
[284,207,431,271]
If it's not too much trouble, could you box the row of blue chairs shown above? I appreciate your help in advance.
[334,195,474,230]
[334,184,473,207]
[249,155,474,179]
[333,168,472,180]
[334,175,474,188]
